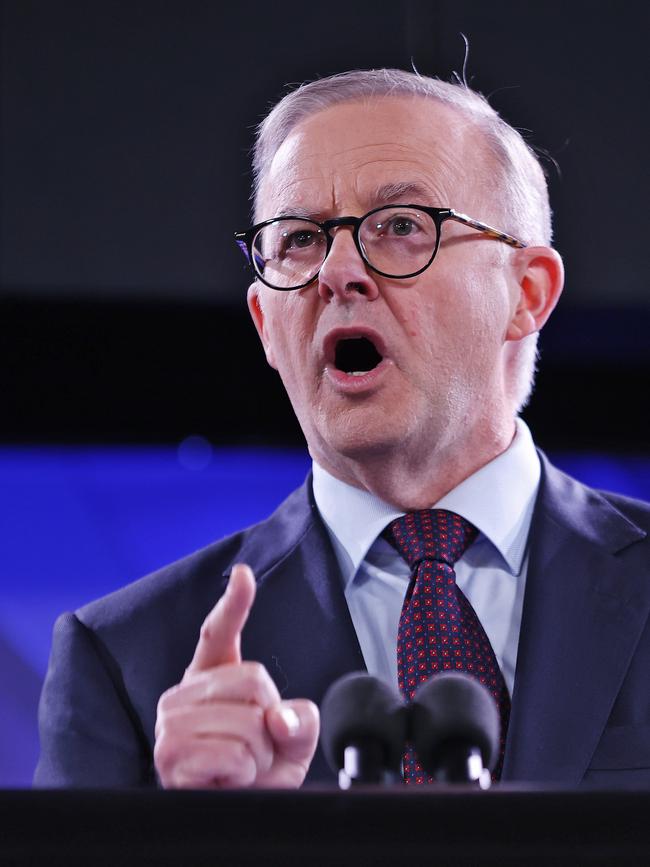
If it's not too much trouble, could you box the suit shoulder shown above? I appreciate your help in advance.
[537,454,649,552]
[74,478,314,636]
[597,488,650,533]
[75,529,244,635]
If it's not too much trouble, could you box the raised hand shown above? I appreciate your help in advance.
[154,563,319,788]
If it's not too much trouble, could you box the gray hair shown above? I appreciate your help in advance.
[252,68,553,411]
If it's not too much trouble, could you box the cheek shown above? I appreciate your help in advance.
[264,298,313,372]
[395,294,439,341]
[398,306,425,339]
[458,277,514,382]
[397,275,471,341]
[407,272,508,369]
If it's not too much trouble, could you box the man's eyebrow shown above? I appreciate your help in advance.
[263,201,317,220]
[275,205,315,219]
[369,181,436,205]
[267,181,438,221]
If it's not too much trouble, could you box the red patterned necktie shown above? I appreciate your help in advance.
[383,509,511,784]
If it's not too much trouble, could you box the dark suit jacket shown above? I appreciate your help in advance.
[34,454,650,788]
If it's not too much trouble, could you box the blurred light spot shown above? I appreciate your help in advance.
[177,435,213,471]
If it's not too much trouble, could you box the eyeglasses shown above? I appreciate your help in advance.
[234,204,526,291]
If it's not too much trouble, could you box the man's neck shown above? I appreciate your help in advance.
[311,417,517,512]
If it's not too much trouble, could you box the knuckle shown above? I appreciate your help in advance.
[246,703,266,729]
[199,620,215,646]
[153,736,175,778]
[160,712,180,738]
[154,707,188,744]
[157,678,192,712]
[246,660,267,680]
[156,686,176,715]
[242,661,271,703]
[230,738,254,770]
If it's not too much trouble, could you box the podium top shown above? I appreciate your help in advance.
[2,787,650,866]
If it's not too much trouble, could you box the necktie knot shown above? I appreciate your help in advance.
[383,509,477,569]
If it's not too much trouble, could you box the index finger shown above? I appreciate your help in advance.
[187,562,257,673]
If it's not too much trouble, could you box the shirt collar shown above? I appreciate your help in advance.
[312,418,541,587]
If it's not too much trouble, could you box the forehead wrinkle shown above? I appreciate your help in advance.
[345,141,466,210]
[363,180,448,209]
[265,175,451,221]
[267,186,337,222]
[270,161,453,214]
[261,172,333,220]
[354,164,456,212]
[333,130,468,190]
[260,116,475,221]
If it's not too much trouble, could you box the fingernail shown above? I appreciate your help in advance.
[280,706,300,736]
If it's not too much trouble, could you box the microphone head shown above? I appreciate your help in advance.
[320,672,407,774]
[411,672,500,773]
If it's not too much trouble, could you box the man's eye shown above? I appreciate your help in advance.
[388,217,416,236]
[283,230,317,249]
[370,214,422,238]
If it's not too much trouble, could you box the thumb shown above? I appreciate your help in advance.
[187,563,256,673]
[265,699,320,780]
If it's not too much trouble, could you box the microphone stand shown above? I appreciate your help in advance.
[338,739,402,789]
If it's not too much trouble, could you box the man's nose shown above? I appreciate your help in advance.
[317,228,380,303]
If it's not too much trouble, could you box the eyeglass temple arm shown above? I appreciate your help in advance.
[447,210,527,248]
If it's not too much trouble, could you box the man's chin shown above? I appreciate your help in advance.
[311,417,409,465]
[299,390,429,467]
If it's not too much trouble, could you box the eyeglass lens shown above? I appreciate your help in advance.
[252,207,439,289]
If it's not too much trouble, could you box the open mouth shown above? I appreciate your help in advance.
[334,337,384,376]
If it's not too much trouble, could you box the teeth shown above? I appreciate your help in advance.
[349,371,367,377]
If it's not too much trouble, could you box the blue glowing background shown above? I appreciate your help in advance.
[2,446,650,786]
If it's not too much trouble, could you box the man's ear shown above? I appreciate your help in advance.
[247,282,278,369]
[506,246,564,342]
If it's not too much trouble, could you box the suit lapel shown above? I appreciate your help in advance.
[503,455,649,783]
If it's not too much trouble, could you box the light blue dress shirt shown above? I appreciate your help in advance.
[312,419,541,697]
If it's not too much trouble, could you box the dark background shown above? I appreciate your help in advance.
[2,0,649,448]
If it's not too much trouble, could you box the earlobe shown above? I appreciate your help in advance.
[505,246,564,342]
[247,283,278,369]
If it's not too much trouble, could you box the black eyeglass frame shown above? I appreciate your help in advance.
[234,204,527,291]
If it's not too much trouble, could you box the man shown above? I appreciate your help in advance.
[35,69,650,789]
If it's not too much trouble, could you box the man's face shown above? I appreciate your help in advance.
[248,97,524,478]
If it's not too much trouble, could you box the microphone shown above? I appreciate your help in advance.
[411,672,500,787]
[320,672,407,788]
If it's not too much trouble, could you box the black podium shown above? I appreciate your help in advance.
[2,788,650,865]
